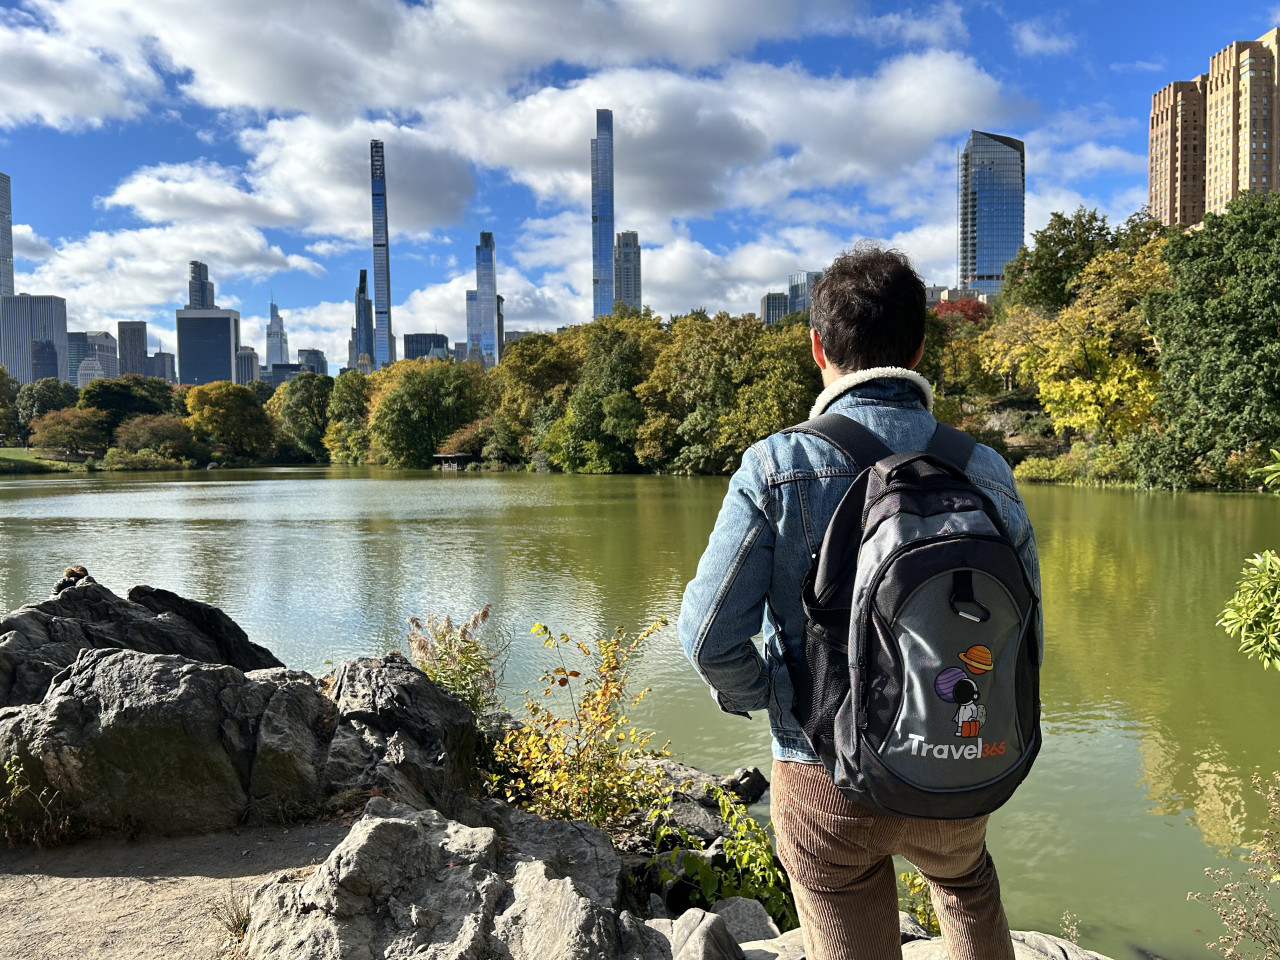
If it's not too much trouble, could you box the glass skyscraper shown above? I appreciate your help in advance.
[613,231,641,311]
[591,109,615,320]
[788,271,823,314]
[0,172,12,298]
[265,298,288,368]
[370,140,394,368]
[347,269,374,373]
[475,232,499,368]
[958,131,1025,298]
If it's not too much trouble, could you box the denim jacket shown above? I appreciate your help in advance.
[677,368,1042,763]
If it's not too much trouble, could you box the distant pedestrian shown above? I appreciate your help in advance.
[53,565,94,595]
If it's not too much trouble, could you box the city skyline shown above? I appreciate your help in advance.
[2,2,1272,370]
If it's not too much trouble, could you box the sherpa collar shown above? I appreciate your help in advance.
[809,366,934,419]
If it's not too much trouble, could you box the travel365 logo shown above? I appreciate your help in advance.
[903,643,1006,760]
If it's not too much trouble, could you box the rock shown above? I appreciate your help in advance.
[646,909,744,960]
[666,795,730,844]
[321,652,477,819]
[485,800,623,907]
[0,648,333,835]
[649,758,769,808]
[711,898,780,943]
[720,767,768,806]
[899,910,931,943]
[0,580,282,708]
[740,927,805,960]
[901,930,1114,959]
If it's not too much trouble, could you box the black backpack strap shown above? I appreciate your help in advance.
[784,412,891,469]
[925,422,977,474]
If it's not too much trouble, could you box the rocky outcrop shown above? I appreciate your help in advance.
[739,927,1109,960]
[0,580,283,708]
[0,648,475,837]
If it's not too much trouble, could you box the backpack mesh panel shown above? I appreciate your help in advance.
[862,610,902,752]
[797,621,849,754]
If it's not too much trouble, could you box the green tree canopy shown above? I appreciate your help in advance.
[17,378,79,434]
[368,360,485,468]
[29,407,109,457]
[78,375,173,434]
[1000,206,1114,313]
[246,380,276,405]
[184,381,274,459]
[323,369,373,464]
[277,372,334,461]
[114,414,202,461]
[0,365,18,442]
[1141,191,1280,487]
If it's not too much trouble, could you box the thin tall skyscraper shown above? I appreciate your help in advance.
[0,172,13,298]
[347,269,374,374]
[591,109,615,320]
[957,131,1025,298]
[187,260,215,309]
[613,230,641,311]
[465,289,480,364]
[265,298,289,368]
[475,232,499,368]
[117,320,148,376]
[370,139,395,368]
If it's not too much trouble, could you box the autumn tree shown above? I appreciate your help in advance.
[323,369,372,463]
[184,381,274,459]
[16,378,79,438]
[367,360,486,468]
[1000,206,1114,313]
[0,365,18,442]
[78,375,173,434]
[29,407,109,457]
[114,414,202,461]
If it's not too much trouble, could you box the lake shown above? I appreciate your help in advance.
[2,467,1279,960]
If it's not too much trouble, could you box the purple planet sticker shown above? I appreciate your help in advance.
[935,667,968,703]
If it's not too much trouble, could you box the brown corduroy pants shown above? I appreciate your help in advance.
[770,760,1016,960]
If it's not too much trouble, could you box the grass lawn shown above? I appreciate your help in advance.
[0,447,80,473]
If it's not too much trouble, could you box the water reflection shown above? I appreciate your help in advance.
[2,471,1280,958]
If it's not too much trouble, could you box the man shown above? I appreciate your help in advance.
[678,244,1041,960]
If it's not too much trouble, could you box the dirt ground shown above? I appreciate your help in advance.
[0,822,350,960]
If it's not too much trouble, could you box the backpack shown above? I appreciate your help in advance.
[780,412,1041,819]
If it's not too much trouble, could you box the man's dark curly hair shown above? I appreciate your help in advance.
[809,242,926,371]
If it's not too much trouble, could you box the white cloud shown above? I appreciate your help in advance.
[1110,59,1164,73]
[11,224,55,260]
[1010,18,1076,57]
[845,1,969,48]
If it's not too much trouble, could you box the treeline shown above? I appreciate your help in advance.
[7,193,1276,487]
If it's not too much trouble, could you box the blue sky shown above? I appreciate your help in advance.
[1,0,1277,372]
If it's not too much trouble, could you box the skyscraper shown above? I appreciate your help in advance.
[613,230,641,311]
[0,294,68,384]
[760,292,789,326]
[85,330,118,379]
[265,298,288,368]
[465,289,480,364]
[1149,28,1279,227]
[370,139,395,368]
[118,320,148,376]
[403,333,449,360]
[591,109,615,319]
[176,262,240,385]
[957,131,1026,298]
[347,269,375,374]
[297,348,327,376]
[236,346,260,384]
[788,271,823,314]
[473,232,499,368]
[0,172,12,298]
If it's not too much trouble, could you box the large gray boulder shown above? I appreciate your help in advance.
[0,648,477,838]
[0,581,282,708]
[740,927,1114,960]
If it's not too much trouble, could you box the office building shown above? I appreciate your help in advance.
[788,271,823,314]
[265,362,305,389]
[297,348,327,376]
[176,262,240,385]
[1149,29,1279,227]
[591,109,615,319]
[957,131,1026,298]
[461,232,500,369]
[265,298,288,368]
[496,293,504,352]
[370,139,395,368]
[760,292,789,326]
[76,356,106,389]
[453,342,467,363]
[464,289,480,364]
[147,351,176,384]
[236,346,260,384]
[347,269,375,374]
[614,230,641,311]
[403,333,449,360]
[0,294,68,384]
[66,331,88,385]
[117,320,147,376]
[504,330,536,344]
[30,340,58,380]
[0,172,12,298]
[84,330,118,379]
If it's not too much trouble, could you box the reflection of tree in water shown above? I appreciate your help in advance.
[1030,485,1280,846]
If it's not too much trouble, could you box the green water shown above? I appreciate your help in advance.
[2,468,1278,960]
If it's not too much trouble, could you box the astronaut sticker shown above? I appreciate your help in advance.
[934,644,994,738]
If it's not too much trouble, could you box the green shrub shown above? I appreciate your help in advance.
[488,621,670,832]
[651,786,799,932]
[1218,551,1280,671]
[102,447,190,471]
[406,606,508,717]
[897,871,940,935]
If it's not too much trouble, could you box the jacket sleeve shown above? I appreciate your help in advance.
[677,446,774,716]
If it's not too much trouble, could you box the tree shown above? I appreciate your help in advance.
[0,365,18,442]
[78,375,173,434]
[489,333,582,454]
[1141,191,1280,487]
[367,360,485,468]
[323,370,373,464]
[184,381,274,459]
[277,372,333,461]
[16,378,79,438]
[29,407,109,458]
[716,322,822,459]
[114,414,202,461]
[247,380,276,405]
[999,206,1114,313]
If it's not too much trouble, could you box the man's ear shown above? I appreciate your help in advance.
[811,327,828,371]
[908,339,925,370]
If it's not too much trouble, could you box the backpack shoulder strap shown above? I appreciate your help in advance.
[925,422,978,474]
[784,412,891,469]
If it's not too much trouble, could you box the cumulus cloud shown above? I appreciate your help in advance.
[11,224,55,260]
[1011,18,1076,57]
[845,1,969,48]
